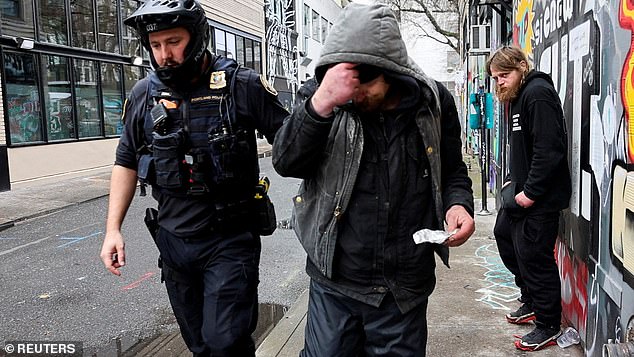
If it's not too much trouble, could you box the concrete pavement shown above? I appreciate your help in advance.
[255,202,585,357]
[0,145,585,356]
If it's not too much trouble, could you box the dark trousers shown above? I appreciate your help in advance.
[156,228,260,357]
[493,208,562,327]
[300,280,429,357]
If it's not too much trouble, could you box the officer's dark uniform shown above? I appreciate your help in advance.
[114,53,288,356]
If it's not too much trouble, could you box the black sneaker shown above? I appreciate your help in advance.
[515,325,561,351]
[506,303,536,324]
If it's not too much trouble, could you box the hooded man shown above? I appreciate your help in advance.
[272,4,475,356]
[488,45,572,352]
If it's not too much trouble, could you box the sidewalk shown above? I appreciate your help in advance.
[256,200,585,357]
[0,147,585,356]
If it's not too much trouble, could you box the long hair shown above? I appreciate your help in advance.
[486,46,532,76]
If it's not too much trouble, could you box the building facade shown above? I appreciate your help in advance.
[0,0,266,191]
[261,0,347,111]
[295,0,347,86]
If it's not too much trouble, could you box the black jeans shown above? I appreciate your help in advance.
[156,228,260,357]
[493,208,562,327]
[301,280,429,357]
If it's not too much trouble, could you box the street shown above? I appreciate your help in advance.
[0,158,308,355]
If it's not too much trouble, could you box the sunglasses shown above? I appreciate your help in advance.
[356,64,383,84]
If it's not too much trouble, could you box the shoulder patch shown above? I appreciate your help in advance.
[121,98,129,124]
[259,74,278,96]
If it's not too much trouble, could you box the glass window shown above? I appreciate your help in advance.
[71,0,96,49]
[245,38,254,70]
[236,35,245,65]
[3,52,43,144]
[42,55,74,141]
[303,4,310,39]
[254,42,261,73]
[74,59,101,138]
[321,17,328,44]
[215,28,226,57]
[1,0,36,39]
[226,33,236,60]
[97,0,119,53]
[101,63,124,136]
[311,10,319,41]
[38,0,68,45]
[123,64,143,97]
[121,0,142,57]
[1,0,20,17]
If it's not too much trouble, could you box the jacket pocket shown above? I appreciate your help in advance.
[292,179,338,275]
[501,182,523,212]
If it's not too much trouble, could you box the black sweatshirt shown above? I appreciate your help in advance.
[508,70,572,212]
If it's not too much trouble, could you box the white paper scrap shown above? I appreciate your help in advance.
[413,229,458,245]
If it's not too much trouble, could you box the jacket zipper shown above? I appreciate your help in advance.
[323,114,362,275]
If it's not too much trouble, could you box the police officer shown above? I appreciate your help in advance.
[99,0,288,355]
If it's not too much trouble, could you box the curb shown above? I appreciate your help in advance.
[0,193,110,232]
[0,220,15,232]
[256,289,309,357]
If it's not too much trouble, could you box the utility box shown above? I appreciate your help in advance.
[469,92,494,129]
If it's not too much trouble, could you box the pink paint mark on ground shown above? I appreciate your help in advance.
[121,271,156,291]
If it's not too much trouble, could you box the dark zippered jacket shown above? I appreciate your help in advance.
[508,70,571,212]
[272,3,473,312]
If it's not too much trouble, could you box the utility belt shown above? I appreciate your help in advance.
[143,178,276,239]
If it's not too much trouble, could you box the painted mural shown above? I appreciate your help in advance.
[264,0,298,110]
[508,0,634,355]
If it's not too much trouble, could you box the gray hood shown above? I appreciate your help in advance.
[315,3,440,114]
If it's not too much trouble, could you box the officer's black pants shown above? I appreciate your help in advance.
[300,280,429,357]
[156,228,260,357]
[493,208,562,327]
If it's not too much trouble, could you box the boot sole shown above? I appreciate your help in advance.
[506,314,536,324]
[514,339,557,351]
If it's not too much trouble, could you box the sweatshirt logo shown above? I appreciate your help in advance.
[512,113,522,131]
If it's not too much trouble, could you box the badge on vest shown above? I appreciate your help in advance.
[259,74,278,96]
[210,71,227,89]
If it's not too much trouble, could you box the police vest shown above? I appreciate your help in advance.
[138,57,258,203]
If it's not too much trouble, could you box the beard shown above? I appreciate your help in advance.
[159,60,180,68]
[353,98,381,112]
[495,83,521,103]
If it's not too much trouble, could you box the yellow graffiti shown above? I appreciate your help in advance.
[611,165,634,276]
[515,0,535,56]
[619,0,634,162]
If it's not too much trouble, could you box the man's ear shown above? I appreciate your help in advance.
[519,60,528,73]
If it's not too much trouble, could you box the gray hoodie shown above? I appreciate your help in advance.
[315,3,440,115]
[273,3,473,284]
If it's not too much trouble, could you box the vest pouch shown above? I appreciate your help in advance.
[255,194,276,235]
[152,129,186,189]
[208,132,238,185]
[214,199,252,231]
[137,154,155,184]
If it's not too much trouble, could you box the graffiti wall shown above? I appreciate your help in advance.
[511,0,634,354]
[264,0,298,110]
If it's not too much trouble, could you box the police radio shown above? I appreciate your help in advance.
[151,103,169,132]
